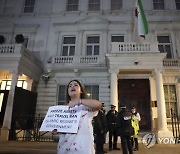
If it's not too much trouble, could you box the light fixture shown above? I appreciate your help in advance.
[134,60,139,65]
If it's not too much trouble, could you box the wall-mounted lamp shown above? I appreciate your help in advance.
[42,69,54,87]
[134,60,139,65]
[74,68,79,77]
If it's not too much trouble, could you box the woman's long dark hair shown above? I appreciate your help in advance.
[65,80,86,104]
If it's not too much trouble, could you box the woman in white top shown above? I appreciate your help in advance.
[52,80,101,154]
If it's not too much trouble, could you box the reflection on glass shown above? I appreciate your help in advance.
[0,93,4,112]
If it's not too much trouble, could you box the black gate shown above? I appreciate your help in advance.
[8,87,58,141]
[171,108,180,144]
[9,114,58,141]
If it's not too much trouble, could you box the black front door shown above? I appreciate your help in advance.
[118,79,151,131]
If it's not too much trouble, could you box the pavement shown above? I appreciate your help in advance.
[0,141,180,154]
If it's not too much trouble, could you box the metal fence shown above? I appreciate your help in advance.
[9,114,59,142]
[171,108,180,144]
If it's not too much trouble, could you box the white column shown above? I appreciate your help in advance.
[0,70,18,141]
[149,75,157,102]
[110,70,118,111]
[149,75,158,132]
[155,69,173,140]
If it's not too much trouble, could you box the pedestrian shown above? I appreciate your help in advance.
[131,106,140,151]
[93,103,108,154]
[106,104,120,151]
[52,79,101,154]
[116,105,134,154]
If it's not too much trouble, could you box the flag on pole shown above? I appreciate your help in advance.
[135,0,148,39]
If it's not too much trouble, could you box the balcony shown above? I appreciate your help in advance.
[163,59,180,68]
[0,44,41,66]
[111,42,159,53]
[0,44,43,81]
[52,56,99,64]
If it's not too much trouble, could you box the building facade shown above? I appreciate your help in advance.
[0,0,180,140]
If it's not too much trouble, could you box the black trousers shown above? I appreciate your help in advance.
[131,137,138,150]
[96,133,105,154]
[120,135,133,154]
[108,129,118,149]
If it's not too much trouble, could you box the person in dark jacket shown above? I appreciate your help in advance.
[116,106,134,154]
[93,103,108,154]
[106,105,120,151]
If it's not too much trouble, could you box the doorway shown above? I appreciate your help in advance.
[118,79,151,131]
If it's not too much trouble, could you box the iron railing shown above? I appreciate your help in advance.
[171,108,180,144]
[9,114,59,142]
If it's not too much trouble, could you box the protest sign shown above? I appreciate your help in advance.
[39,105,82,133]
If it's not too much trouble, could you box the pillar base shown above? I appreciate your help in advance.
[156,129,174,144]
[0,128,9,141]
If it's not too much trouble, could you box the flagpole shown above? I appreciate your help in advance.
[133,0,139,43]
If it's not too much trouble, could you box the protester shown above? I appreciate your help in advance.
[116,105,134,154]
[106,105,120,151]
[52,80,101,154]
[131,106,140,151]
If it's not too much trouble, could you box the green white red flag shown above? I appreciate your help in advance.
[135,0,148,39]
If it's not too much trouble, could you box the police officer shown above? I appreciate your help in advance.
[93,103,108,154]
[106,105,120,151]
[131,106,140,151]
[116,105,134,154]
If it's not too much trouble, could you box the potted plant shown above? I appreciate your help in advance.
[0,35,5,44]
[15,34,24,44]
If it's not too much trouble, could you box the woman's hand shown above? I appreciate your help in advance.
[52,129,58,135]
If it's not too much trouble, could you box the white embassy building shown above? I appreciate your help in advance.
[0,0,180,141]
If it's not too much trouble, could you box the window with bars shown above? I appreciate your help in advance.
[57,85,66,105]
[86,36,100,56]
[23,0,35,13]
[66,0,79,11]
[157,35,172,58]
[111,0,122,11]
[111,35,124,42]
[153,0,165,10]
[175,0,180,10]
[88,0,100,11]
[164,85,177,118]
[85,85,99,99]
[62,37,76,56]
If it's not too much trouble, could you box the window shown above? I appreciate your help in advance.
[157,36,172,58]
[153,0,165,10]
[67,0,79,11]
[175,0,180,10]
[3,0,15,14]
[86,36,100,55]
[57,85,66,105]
[23,0,35,13]
[164,85,177,118]
[0,93,4,112]
[62,37,76,56]
[23,37,29,48]
[111,35,124,42]
[88,0,100,11]
[0,80,27,90]
[85,85,99,99]
[111,0,122,10]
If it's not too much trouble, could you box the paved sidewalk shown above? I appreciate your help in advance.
[0,141,180,154]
